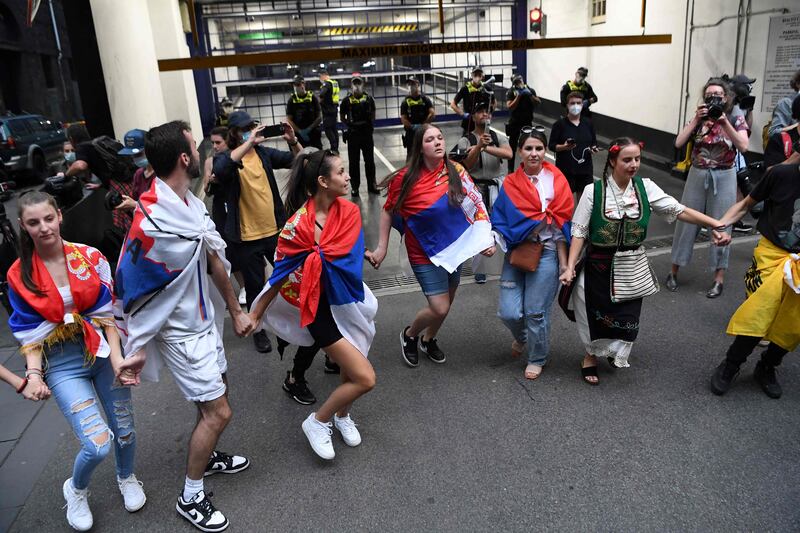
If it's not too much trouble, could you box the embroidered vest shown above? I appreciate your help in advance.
[589,176,651,248]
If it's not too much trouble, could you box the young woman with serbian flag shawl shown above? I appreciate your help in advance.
[250,149,377,461]
[559,138,728,385]
[6,192,145,530]
[491,129,573,381]
[709,160,800,399]
[366,124,495,368]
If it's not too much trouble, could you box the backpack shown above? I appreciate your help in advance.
[90,136,136,184]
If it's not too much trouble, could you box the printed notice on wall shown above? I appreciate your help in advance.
[762,13,800,113]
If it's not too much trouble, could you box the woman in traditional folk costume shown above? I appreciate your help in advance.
[250,150,377,461]
[6,192,145,531]
[559,138,728,384]
[367,124,495,367]
[491,128,573,380]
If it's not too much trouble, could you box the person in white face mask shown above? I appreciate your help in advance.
[548,92,599,206]
[559,66,597,117]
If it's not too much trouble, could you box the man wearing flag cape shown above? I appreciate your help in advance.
[115,121,254,533]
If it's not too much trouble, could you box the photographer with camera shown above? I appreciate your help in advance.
[667,78,749,299]
[212,111,303,354]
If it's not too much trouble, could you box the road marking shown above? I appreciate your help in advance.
[373,143,397,172]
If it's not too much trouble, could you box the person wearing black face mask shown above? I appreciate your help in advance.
[506,74,541,172]
[339,73,378,196]
[400,77,435,161]
[451,67,496,136]
[287,75,323,149]
[667,78,749,299]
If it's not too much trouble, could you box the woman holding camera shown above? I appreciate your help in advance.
[667,78,749,298]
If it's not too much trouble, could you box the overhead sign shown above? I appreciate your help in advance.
[762,13,800,113]
[158,34,672,72]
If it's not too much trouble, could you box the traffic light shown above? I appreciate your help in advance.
[530,8,542,34]
[529,8,546,36]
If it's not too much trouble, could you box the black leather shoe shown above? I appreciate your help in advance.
[710,360,740,395]
[400,327,419,367]
[368,187,381,195]
[753,361,782,399]
[665,273,678,292]
[253,330,272,353]
[706,281,723,298]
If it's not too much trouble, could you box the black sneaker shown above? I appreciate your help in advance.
[420,337,446,364]
[400,326,419,367]
[283,371,317,405]
[204,450,250,477]
[753,361,782,399]
[324,356,340,374]
[733,221,752,233]
[176,490,229,532]
[253,330,272,353]
[710,360,740,396]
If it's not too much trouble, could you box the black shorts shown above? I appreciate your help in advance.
[306,291,343,348]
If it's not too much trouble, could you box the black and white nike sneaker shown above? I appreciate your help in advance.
[176,490,229,532]
[204,450,250,477]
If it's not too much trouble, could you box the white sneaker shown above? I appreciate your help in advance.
[302,412,335,460]
[118,474,147,512]
[238,287,246,305]
[62,478,93,531]
[334,414,362,447]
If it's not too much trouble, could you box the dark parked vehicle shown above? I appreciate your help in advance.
[0,113,67,181]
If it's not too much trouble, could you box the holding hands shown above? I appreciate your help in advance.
[21,374,51,401]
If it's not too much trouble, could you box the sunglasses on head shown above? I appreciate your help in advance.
[313,149,338,178]
[518,125,546,144]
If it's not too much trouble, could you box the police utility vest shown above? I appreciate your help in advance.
[567,80,589,94]
[347,93,372,126]
[321,80,339,115]
[289,91,316,126]
[589,176,651,248]
[405,96,428,124]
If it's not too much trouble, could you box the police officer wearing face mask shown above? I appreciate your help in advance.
[506,74,541,172]
[318,67,340,151]
[339,73,378,196]
[400,76,435,160]
[559,67,597,117]
[451,66,496,136]
[286,75,323,149]
[216,97,234,127]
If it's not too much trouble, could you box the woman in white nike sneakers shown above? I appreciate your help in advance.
[250,149,377,461]
[6,192,146,531]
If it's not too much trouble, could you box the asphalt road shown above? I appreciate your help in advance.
[10,241,800,532]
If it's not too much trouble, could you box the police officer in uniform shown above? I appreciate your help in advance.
[400,76,435,160]
[505,74,541,172]
[451,67,496,136]
[339,73,378,197]
[559,67,597,117]
[286,74,323,149]
[318,67,340,151]
[215,96,234,127]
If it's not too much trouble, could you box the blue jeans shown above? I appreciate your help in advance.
[411,263,461,296]
[497,248,560,365]
[45,340,136,489]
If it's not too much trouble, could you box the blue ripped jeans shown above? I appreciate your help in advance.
[497,247,560,366]
[45,340,136,490]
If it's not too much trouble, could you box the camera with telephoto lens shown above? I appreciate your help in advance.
[104,189,123,210]
[705,96,725,120]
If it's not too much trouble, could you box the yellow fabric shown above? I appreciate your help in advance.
[727,238,800,351]
[238,149,278,241]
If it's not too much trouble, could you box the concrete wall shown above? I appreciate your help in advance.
[526,0,796,154]
[89,0,202,140]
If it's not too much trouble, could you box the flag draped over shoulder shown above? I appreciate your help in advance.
[114,178,229,381]
[252,197,377,357]
[7,242,113,362]
[491,162,573,251]
[391,161,493,273]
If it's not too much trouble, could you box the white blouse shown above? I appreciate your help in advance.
[571,177,685,239]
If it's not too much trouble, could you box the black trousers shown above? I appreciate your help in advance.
[347,131,376,192]
[322,114,339,151]
[300,127,323,150]
[506,123,524,173]
[725,335,789,367]
[229,233,279,309]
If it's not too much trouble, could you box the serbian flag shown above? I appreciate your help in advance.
[491,161,574,251]
[252,197,377,357]
[7,242,113,361]
[386,160,494,273]
[115,178,229,378]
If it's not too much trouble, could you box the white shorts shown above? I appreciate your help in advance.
[157,326,228,403]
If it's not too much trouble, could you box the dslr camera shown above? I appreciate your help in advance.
[704,95,725,120]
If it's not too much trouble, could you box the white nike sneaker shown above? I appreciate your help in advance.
[176,490,229,532]
[334,414,362,447]
[302,412,335,460]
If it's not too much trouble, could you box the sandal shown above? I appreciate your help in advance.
[524,364,542,380]
[581,361,599,385]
